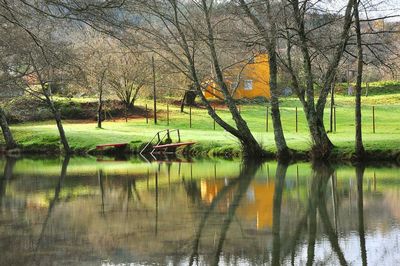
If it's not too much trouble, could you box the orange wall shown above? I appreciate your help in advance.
[204,53,271,100]
[201,179,275,230]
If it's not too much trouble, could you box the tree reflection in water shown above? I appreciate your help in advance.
[0,156,16,210]
[186,161,371,265]
[189,160,262,266]
[271,163,288,266]
[34,156,70,262]
[0,157,385,265]
[356,165,367,266]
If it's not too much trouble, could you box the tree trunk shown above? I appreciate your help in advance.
[97,88,103,128]
[354,0,365,159]
[0,107,17,150]
[202,2,265,158]
[185,90,197,106]
[268,28,290,160]
[45,96,72,154]
[290,0,353,160]
[54,110,71,154]
[180,92,187,113]
[238,0,289,160]
[305,108,334,159]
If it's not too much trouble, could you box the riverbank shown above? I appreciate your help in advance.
[2,93,400,162]
[2,119,400,163]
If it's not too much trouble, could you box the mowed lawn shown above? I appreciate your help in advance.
[6,94,400,154]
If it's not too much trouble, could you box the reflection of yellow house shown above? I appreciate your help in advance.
[203,53,271,100]
[201,179,275,230]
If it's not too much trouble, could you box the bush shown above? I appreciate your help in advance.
[56,101,93,119]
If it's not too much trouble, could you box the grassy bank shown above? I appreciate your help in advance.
[2,93,400,161]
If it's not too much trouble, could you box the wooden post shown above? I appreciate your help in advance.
[177,129,181,142]
[372,106,375,133]
[334,106,337,133]
[125,106,128,123]
[145,104,148,124]
[266,106,269,132]
[167,129,170,140]
[157,132,160,143]
[295,107,298,133]
[189,106,192,128]
[213,106,216,130]
[152,56,157,125]
[167,103,170,126]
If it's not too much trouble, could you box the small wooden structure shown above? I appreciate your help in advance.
[153,141,196,153]
[96,143,128,150]
[140,129,195,156]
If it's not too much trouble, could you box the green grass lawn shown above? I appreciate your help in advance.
[5,93,400,156]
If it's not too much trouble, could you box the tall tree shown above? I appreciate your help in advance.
[26,52,73,154]
[354,0,365,159]
[80,35,112,128]
[117,0,268,157]
[238,0,290,160]
[0,14,25,150]
[279,0,354,159]
[107,47,151,111]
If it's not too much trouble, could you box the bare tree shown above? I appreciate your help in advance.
[116,0,268,157]
[0,10,26,150]
[107,47,151,111]
[237,0,290,159]
[0,68,18,150]
[354,0,365,159]
[25,51,73,154]
[278,0,354,159]
[79,34,112,128]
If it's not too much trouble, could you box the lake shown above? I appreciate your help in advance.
[0,156,399,265]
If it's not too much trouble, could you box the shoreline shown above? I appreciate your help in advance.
[1,141,399,164]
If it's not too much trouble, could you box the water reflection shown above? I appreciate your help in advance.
[0,157,399,265]
[356,165,367,266]
[35,156,70,260]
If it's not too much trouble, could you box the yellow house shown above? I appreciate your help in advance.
[201,179,275,230]
[203,53,271,100]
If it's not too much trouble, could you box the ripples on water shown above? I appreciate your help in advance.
[0,156,399,265]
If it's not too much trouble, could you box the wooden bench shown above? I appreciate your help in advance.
[96,143,128,150]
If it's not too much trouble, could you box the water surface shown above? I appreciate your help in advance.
[0,156,399,265]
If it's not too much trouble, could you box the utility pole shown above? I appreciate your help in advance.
[152,56,157,124]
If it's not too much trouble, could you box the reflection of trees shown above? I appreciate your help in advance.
[271,163,288,266]
[0,157,16,209]
[309,164,347,266]
[34,156,70,255]
[356,165,367,266]
[98,169,105,216]
[317,173,347,265]
[283,163,349,266]
[212,166,257,266]
[189,161,262,266]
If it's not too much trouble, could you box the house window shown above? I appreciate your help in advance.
[244,80,253,90]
